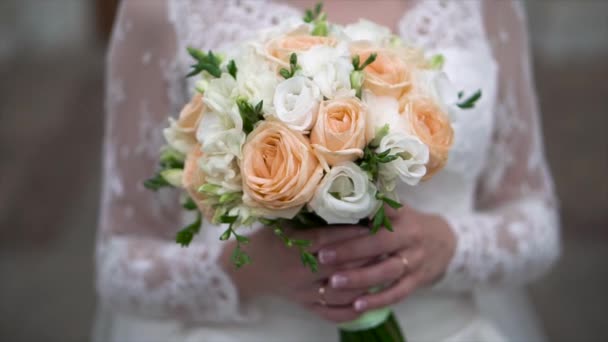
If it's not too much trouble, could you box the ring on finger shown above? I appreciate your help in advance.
[318,284,327,306]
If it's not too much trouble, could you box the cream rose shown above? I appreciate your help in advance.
[405,96,454,179]
[308,162,378,224]
[241,120,324,219]
[163,93,205,154]
[264,26,337,67]
[310,97,367,170]
[272,76,321,132]
[351,44,411,105]
[377,132,429,190]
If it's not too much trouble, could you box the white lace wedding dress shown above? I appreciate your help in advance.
[94,1,560,341]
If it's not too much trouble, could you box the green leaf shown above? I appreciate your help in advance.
[300,251,319,273]
[303,9,314,23]
[383,215,394,232]
[219,215,238,224]
[279,68,291,79]
[219,227,232,241]
[235,234,250,244]
[231,245,251,268]
[237,97,265,134]
[314,2,323,16]
[227,59,238,79]
[372,207,384,234]
[358,53,377,71]
[311,20,328,37]
[159,147,185,169]
[289,52,298,67]
[143,173,172,191]
[175,212,202,246]
[379,195,402,209]
[352,55,360,70]
[457,90,482,109]
[186,47,222,78]
[182,196,197,210]
[429,54,445,69]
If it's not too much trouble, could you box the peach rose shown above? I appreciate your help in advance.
[405,96,454,179]
[164,93,205,154]
[182,145,214,221]
[241,120,324,219]
[266,28,337,67]
[351,45,411,104]
[310,97,367,169]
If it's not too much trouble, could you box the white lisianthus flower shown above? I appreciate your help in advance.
[362,91,410,141]
[377,132,429,190]
[308,162,378,224]
[343,19,392,44]
[412,70,460,120]
[196,105,243,145]
[272,76,321,132]
[298,42,354,98]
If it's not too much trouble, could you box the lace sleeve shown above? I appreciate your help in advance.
[401,1,560,290]
[96,0,247,322]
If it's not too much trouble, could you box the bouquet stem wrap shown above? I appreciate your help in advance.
[339,310,405,342]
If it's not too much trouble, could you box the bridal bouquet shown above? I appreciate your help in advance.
[145,3,480,342]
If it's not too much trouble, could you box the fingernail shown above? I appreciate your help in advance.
[331,275,348,288]
[318,250,336,264]
[354,299,367,312]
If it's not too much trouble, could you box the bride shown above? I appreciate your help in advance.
[94,1,560,341]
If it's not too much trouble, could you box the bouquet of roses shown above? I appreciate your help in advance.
[144,3,480,342]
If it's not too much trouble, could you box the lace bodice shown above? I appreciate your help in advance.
[97,0,560,323]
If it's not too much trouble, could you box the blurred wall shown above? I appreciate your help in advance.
[0,1,606,341]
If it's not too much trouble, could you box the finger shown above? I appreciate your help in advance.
[328,250,421,290]
[308,304,362,324]
[300,286,368,306]
[318,230,402,265]
[315,257,373,279]
[352,274,419,313]
[291,226,368,252]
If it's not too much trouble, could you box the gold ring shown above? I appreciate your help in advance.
[318,285,327,306]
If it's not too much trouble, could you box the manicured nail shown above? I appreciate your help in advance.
[318,250,336,264]
[354,299,367,312]
[331,275,348,288]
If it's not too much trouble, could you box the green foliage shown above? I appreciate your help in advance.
[263,219,319,273]
[175,212,202,246]
[279,53,300,79]
[429,54,445,69]
[143,173,172,191]
[227,59,238,79]
[359,146,399,180]
[457,89,482,109]
[353,53,377,71]
[236,98,264,134]
[303,2,324,23]
[186,47,222,78]
[182,196,198,211]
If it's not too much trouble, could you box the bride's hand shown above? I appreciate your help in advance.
[317,206,456,313]
[220,225,372,323]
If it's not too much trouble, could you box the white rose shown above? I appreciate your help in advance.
[343,19,392,44]
[308,162,378,224]
[298,42,354,98]
[272,76,321,132]
[362,91,410,141]
[412,70,460,120]
[377,132,429,190]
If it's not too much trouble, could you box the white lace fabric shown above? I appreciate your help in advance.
[97,0,560,325]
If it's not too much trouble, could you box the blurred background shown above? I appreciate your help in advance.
[0,1,606,341]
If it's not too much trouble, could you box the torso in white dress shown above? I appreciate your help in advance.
[94,1,560,341]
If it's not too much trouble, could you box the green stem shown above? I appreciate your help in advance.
[339,312,405,342]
